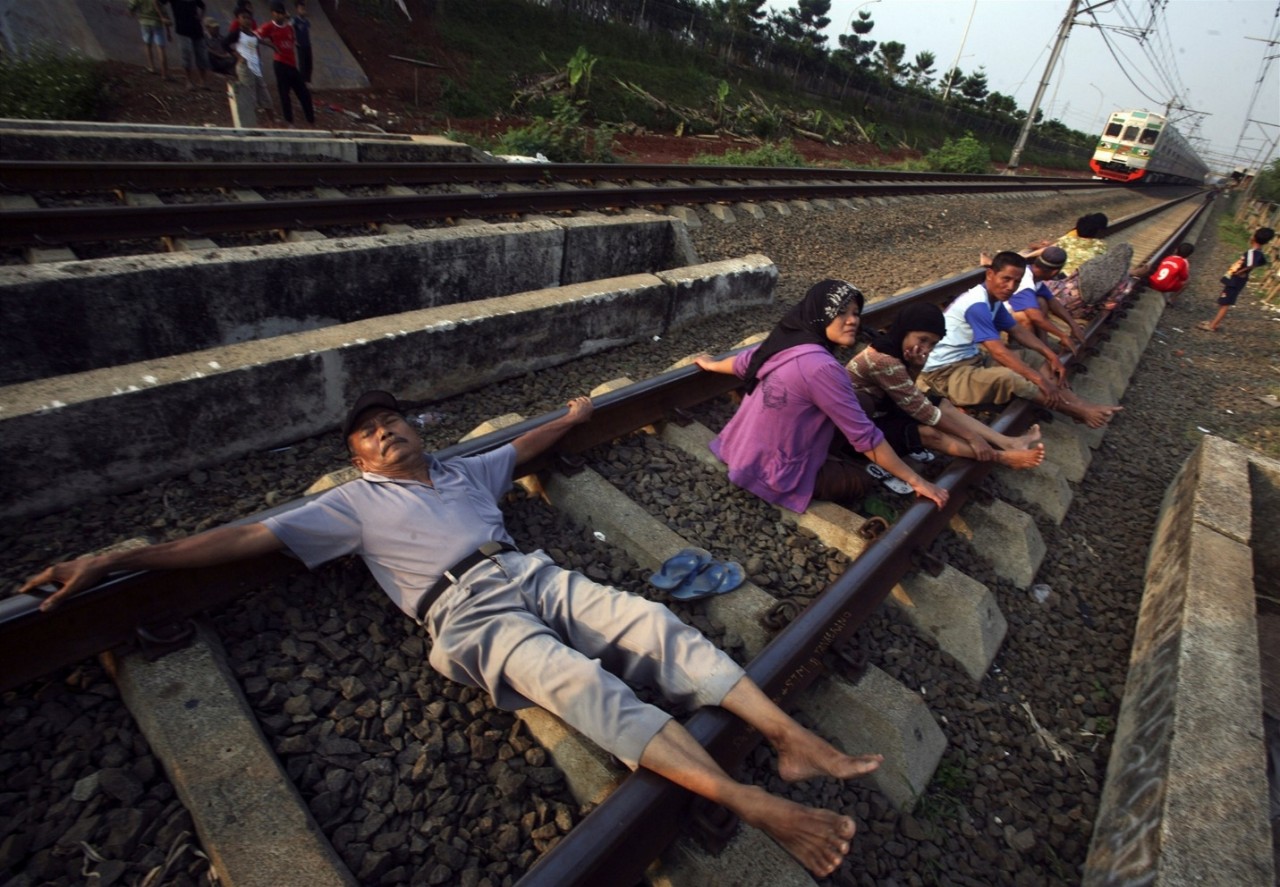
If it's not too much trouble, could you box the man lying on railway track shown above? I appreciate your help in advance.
[19,390,883,878]
[919,251,1122,429]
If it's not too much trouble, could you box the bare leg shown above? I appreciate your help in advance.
[638,720,859,877]
[917,424,1045,470]
[638,675,883,874]
[1035,389,1122,429]
[718,677,883,783]
[937,400,1042,452]
[1205,305,1229,331]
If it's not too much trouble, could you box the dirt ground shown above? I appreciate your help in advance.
[94,1,1083,174]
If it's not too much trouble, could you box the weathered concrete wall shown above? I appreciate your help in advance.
[0,256,776,519]
[0,123,480,163]
[1084,435,1275,886]
[1,215,695,384]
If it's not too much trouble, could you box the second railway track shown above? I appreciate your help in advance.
[0,164,1215,886]
[0,159,1103,256]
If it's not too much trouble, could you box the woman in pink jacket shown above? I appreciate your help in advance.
[696,280,948,513]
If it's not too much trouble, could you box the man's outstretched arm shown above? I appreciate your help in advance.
[18,523,285,612]
[510,395,594,465]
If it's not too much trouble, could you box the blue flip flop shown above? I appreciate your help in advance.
[669,560,746,602]
[648,547,712,590]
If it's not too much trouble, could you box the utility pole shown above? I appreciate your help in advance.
[941,0,977,102]
[1005,0,1080,173]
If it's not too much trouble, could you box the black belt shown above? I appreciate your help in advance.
[416,541,517,621]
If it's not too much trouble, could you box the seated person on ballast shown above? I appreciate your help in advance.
[1005,246,1087,356]
[917,251,1122,430]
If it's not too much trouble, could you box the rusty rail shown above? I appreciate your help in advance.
[0,159,1089,192]
[0,179,1120,248]
[0,192,1208,691]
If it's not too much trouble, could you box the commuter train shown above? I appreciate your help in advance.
[1089,109,1209,185]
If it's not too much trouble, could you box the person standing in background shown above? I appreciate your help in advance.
[1199,228,1273,332]
[257,1,315,126]
[128,0,172,80]
[168,0,210,90]
[292,0,313,84]
[227,7,276,124]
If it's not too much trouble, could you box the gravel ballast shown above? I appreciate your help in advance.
[3,188,1276,886]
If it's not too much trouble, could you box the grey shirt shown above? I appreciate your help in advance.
[262,445,517,618]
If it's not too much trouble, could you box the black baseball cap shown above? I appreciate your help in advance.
[1034,246,1068,270]
[343,390,401,440]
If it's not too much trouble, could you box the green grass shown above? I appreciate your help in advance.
[1218,216,1254,251]
[691,139,807,168]
[914,754,972,826]
[0,47,109,121]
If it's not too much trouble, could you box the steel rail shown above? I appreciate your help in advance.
[0,192,1206,694]
[0,159,1091,193]
[0,179,1117,248]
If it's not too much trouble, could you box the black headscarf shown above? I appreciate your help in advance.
[743,279,864,394]
[870,303,947,361]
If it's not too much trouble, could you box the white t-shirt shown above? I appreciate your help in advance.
[234,29,264,77]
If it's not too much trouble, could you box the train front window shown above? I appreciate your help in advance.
[1104,122,1123,137]
[1139,128,1160,145]
[1122,126,1141,142]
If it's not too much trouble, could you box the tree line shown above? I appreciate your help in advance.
[540,0,1089,148]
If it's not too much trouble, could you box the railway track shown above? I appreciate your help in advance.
[1,186,1209,885]
[0,160,1104,256]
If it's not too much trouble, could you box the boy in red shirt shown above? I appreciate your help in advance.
[257,1,314,125]
[1147,242,1194,305]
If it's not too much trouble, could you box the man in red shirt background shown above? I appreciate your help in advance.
[257,1,314,125]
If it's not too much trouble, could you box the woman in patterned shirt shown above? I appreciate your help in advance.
[847,303,1046,469]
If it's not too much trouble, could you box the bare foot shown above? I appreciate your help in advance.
[1010,423,1042,449]
[994,442,1046,470]
[775,728,882,782]
[737,787,857,877]
[1081,405,1122,429]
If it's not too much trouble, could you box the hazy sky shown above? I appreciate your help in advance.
[764,0,1280,172]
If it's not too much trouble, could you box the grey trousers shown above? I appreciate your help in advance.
[425,550,744,768]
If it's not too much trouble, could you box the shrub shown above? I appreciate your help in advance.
[440,77,488,118]
[492,97,616,163]
[925,133,991,174]
[692,139,807,168]
[0,47,108,120]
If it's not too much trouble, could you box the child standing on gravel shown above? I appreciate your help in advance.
[1147,243,1194,306]
[228,8,276,125]
[1199,227,1274,332]
[128,0,172,80]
